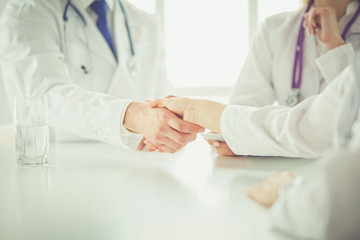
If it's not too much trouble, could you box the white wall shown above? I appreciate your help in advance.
[0,0,11,125]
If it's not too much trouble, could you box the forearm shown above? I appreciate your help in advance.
[221,66,355,158]
[185,100,226,133]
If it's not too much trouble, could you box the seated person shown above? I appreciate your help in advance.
[246,115,360,239]
[147,1,360,157]
[0,0,203,154]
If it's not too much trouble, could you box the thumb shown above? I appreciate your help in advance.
[136,137,146,151]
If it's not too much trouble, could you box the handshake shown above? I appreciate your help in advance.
[123,97,235,155]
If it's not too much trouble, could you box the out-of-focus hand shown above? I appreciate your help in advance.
[304,7,345,50]
[124,102,204,153]
[206,139,236,156]
[247,171,296,207]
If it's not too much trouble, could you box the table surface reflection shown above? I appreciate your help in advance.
[0,138,318,240]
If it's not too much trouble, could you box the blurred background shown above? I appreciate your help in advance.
[0,0,303,125]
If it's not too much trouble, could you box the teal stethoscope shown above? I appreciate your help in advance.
[63,0,142,78]
[286,0,360,107]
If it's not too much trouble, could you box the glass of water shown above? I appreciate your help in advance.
[14,97,49,166]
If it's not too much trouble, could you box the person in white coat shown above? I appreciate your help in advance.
[0,0,204,153]
[246,56,360,239]
[221,0,360,157]
[147,0,360,158]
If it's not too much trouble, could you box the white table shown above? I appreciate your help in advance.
[0,138,318,240]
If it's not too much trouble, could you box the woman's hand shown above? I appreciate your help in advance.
[304,6,345,50]
[148,97,195,121]
[149,97,226,134]
[247,171,296,207]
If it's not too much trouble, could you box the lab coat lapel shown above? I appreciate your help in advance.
[303,29,321,92]
[105,1,137,96]
[70,0,116,65]
[85,14,118,66]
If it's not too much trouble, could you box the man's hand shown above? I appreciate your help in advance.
[304,7,345,50]
[247,171,296,207]
[124,102,204,153]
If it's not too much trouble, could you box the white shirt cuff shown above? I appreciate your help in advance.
[316,43,355,84]
[119,100,135,136]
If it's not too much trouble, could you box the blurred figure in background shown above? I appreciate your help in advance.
[246,50,360,239]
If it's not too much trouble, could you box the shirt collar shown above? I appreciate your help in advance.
[73,0,115,11]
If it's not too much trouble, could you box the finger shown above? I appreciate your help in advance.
[155,143,178,153]
[307,9,316,34]
[168,130,197,146]
[136,137,146,151]
[310,9,321,33]
[146,141,158,152]
[165,95,177,98]
[216,149,235,156]
[303,13,310,29]
[214,143,235,156]
[152,133,182,153]
[149,98,170,108]
[168,117,205,134]
[163,136,184,151]
[246,189,256,198]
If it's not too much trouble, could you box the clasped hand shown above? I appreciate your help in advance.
[140,97,235,156]
[123,101,204,153]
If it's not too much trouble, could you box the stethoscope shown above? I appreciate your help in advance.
[286,0,360,107]
[63,0,142,78]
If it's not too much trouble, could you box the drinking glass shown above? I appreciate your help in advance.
[14,97,49,165]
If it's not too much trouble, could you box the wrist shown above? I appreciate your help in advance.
[326,37,345,50]
[123,101,147,133]
[194,100,226,133]
[183,99,201,124]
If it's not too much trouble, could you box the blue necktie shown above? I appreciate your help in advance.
[90,0,117,59]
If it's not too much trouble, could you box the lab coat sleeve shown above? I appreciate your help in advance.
[269,174,330,240]
[316,43,355,84]
[229,18,276,107]
[0,1,131,146]
[220,66,355,158]
[269,123,360,239]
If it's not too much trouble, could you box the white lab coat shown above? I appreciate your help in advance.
[221,1,360,158]
[269,119,360,240]
[0,0,172,147]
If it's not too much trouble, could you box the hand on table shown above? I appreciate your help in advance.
[124,102,204,153]
[304,6,345,50]
[205,135,236,156]
[247,171,296,207]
